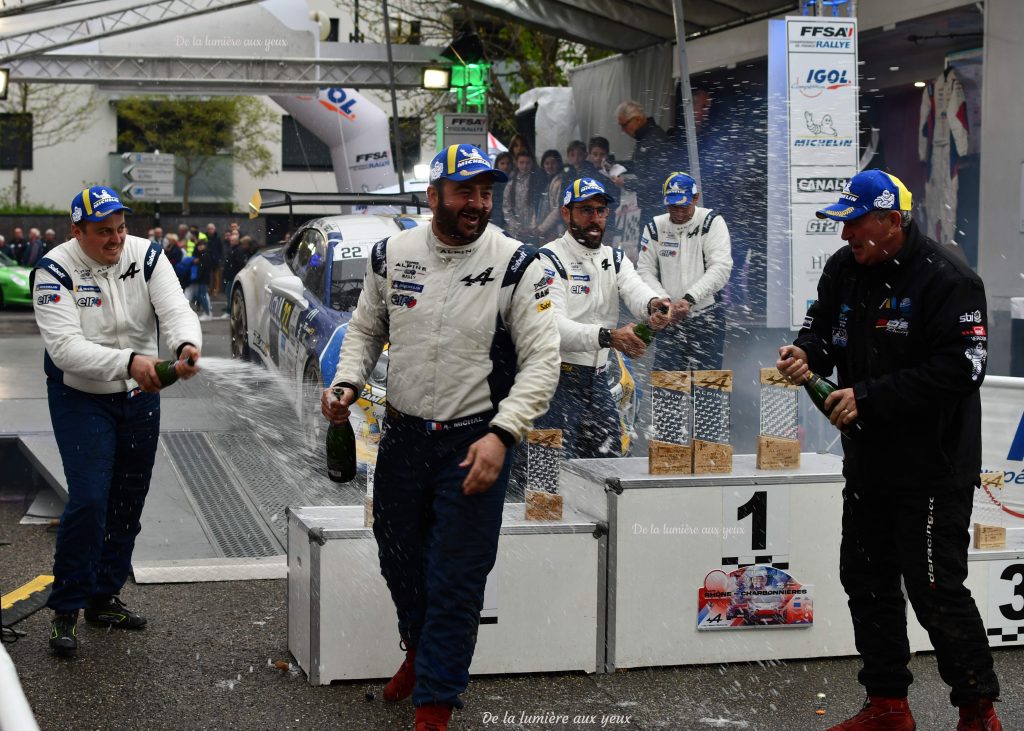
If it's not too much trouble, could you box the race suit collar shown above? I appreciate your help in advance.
[427,225,480,261]
[559,231,603,258]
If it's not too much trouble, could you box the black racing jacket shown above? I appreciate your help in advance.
[794,221,988,492]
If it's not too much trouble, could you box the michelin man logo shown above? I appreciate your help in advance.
[873,190,895,209]
[839,181,856,202]
[965,342,987,382]
[563,189,572,206]
[91,189,118,207]
[72,206,83,223]
[430,160,444,182]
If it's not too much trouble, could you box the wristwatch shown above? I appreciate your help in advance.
[598,328,613,348]
[683,293,697,305]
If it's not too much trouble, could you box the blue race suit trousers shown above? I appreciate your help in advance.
[534,363,622,459]
[373,408,511,709]
[653,304,726,371]
[45,380,160,613]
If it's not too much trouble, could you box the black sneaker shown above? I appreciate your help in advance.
[49,612,78,655]
[84,596,147,629]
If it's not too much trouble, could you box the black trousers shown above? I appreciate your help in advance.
[840,482,999,706]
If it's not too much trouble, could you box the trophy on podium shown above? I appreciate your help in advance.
[649,371,693,475]
[757,368,801,469]
[524,429,564,521]
[692,370,733,474]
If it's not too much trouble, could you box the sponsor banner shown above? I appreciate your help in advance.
[790,203,846,328]
[975,378,1024,526]
[697,565,813,630]
[785,16,858,329]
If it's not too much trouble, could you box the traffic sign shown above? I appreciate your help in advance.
[122,182,174,200]
[123,164,175,183]
[121,152,175,167]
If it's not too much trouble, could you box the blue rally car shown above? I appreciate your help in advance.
[232,189,640,464]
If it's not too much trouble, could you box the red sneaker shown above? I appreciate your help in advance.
[382,647,416,703]
[827,696,916,730]
[415,704,451,731]
[957,699,1002,731]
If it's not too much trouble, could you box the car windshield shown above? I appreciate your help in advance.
[0,252,15,267]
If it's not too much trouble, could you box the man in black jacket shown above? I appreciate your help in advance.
[776,170,1001,731]
[615,100,676,226]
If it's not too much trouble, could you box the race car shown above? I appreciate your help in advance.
[231,191,640,465]
[0,251,32,308]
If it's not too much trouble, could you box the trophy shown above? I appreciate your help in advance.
[757,368,801,469]
[524,429,564,521]
[692,370,733,474]
[649,371,693,474]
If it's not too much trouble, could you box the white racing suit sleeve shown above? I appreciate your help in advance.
[686,216,733,304]
[616,253,662,322]
[150,253,202,356]
[33,267,135,380]
[332,240,389,392]
[636,221,669,298]
[490,257,561,442]
[540,250,602,353]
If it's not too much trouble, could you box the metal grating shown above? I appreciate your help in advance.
[693,388,730,444]
[163,432,280,557]
[759,385,798,440]
[211,432,364,541]
[652,386,691,446]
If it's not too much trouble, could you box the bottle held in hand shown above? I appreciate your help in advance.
[326,388,357,483]
[633,304,668,345]
[153,356,195,388]
[803,373,864,437]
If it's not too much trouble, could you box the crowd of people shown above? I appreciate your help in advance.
[0,227,59,267]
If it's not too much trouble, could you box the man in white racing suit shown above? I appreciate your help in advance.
[637,171,733,371]
[33,185,201,656]
[320,145,559,731]
[536,177,669,458]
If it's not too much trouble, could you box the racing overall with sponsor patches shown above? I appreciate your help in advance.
[536,231,659,458]
[331,223,559,709]
[794,220,998,705]
[637,208,732,370]
[32,235,201,613]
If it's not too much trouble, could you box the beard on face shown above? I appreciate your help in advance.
[568,210,605,249]
[434,184,492,245]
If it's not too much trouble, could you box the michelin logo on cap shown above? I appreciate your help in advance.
[563,177,615,206]
[816,169,912,222]
[70,185,132,224]
[428,144,508,184]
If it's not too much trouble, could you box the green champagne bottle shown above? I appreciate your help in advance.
[804,373,864,436]
[326,388,357,483]
[153,356,195,388]
[633,322,655,345]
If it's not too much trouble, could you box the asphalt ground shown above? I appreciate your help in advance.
[2,301,1023,731]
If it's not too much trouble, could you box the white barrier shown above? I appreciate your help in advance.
[0,640,40,731]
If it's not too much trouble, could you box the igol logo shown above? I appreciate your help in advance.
[318,88,357,120]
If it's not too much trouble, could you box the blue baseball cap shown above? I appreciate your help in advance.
[428,144,507,184]
[70,186,132,224]
[816,169,912,221]
[562,177,615,207]
[663,172,697,206]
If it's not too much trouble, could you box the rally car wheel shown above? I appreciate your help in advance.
[230,288,251,361]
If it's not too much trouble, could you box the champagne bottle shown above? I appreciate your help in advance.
[633,303,669,345]
[326,388,357,483]
[803,373,864,436]
[153,356,195,388]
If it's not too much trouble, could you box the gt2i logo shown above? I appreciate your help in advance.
[959,310,983,324]
[36,293,60,305]
[390,293,417,308]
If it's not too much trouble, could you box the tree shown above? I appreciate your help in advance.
[0,83,102,208]
[116,96,278,214]
[334,0,610,142]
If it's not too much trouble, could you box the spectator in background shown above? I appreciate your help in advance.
[176,224,189,249]
[151,227,168,248]
[7,227,26,264]
[565,140,590,177]
[42,229,58,255]
[239,234,254,260]
[221,231,245,314]
[502,151,543,243]
[186,237,213,320]
[206,223,223,297]
[164,233,182,268]
[508,133,532,161]
[535,149,566,242]
[615,99,677,225]
[491,151,513,229]
[21,227,45,267]
[0,235,6,258]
